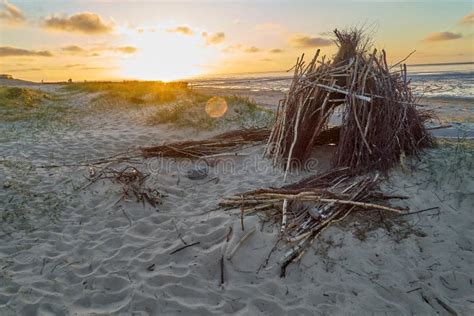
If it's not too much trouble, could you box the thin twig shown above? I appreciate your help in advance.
[169,241,200,255]
[398,206,439,217]
[172,220,187,245]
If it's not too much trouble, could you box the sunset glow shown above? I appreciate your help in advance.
[0,1,473,82]
[118,27,215,81]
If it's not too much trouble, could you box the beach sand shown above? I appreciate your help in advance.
[1,82,473,315]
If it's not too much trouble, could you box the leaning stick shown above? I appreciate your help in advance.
[350,96,373,155]
[283,98,303,182]
[240,195,245,231]
[220,226,233,287]
[281,199,288,234]
[313,83,372,102]
[226,227,256,261]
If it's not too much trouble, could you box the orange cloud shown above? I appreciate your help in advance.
[0,0,25,25]
[167,26,194,35]
[6,67,42,72]
[61,45,137,55]
[269,48,283,53]
[43,12,114,35]
[459,12,474,25]
[423,31,462,42]
[114,46,137,54]
[61,45,85,53]
[291,35,332,48]
[0,46,52,57]
[244,46,260,53]
[223,44,262,53]
[202,32,225,45]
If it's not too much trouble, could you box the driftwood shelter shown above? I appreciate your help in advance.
[265,28,433,178]
[219,28,434,275]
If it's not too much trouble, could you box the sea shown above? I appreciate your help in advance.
[190,62,474,138]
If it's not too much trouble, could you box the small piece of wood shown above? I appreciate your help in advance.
[169,241,200,255]
[281,199,288,234]
[220,255,225,286]
[240,195,245,231]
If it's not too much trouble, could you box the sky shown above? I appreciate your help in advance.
[0,0,473,82]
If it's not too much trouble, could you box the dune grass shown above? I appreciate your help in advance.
[63,81,187,105]
[0,86,51,108]
[148,93,274,130]
[1,159,69,232]
[417,137,474,192]
[63,81,274,129]
[0,86,69,122]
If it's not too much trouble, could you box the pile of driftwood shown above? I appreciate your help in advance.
[87,166,165,207]
[141,126,340,159]
[265,28,434,176]
[219,168,406,276]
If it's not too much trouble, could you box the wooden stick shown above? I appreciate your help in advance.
[220,226,233,287]
[169,241,200,255]
[220,255,225,286]
[240,195,245,231]
[398,206,439,217]
[313,83,372,102]
[281,199,288,234]
[242,193,404,213]
[316,198,404,213]
[283,94,304,182]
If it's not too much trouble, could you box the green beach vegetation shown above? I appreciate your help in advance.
[0,86,67,122]
[62,81,273,130]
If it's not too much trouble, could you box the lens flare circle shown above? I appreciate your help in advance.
[205,96,228,118]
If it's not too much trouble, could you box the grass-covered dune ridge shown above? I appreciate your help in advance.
[0,86,51,108]
[0,86,65,122]
[63,81,187,105]
[62,81,274,130]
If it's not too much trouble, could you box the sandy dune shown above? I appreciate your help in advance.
[0,83,473,315]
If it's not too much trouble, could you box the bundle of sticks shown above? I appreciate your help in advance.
[141,126,340,159]
[219,168,407,276]
[141,127,269,159]
[265,28,434,175]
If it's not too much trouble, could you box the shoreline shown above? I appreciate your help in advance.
[195,87,474,139]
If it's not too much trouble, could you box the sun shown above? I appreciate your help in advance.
[119,29,215,81]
